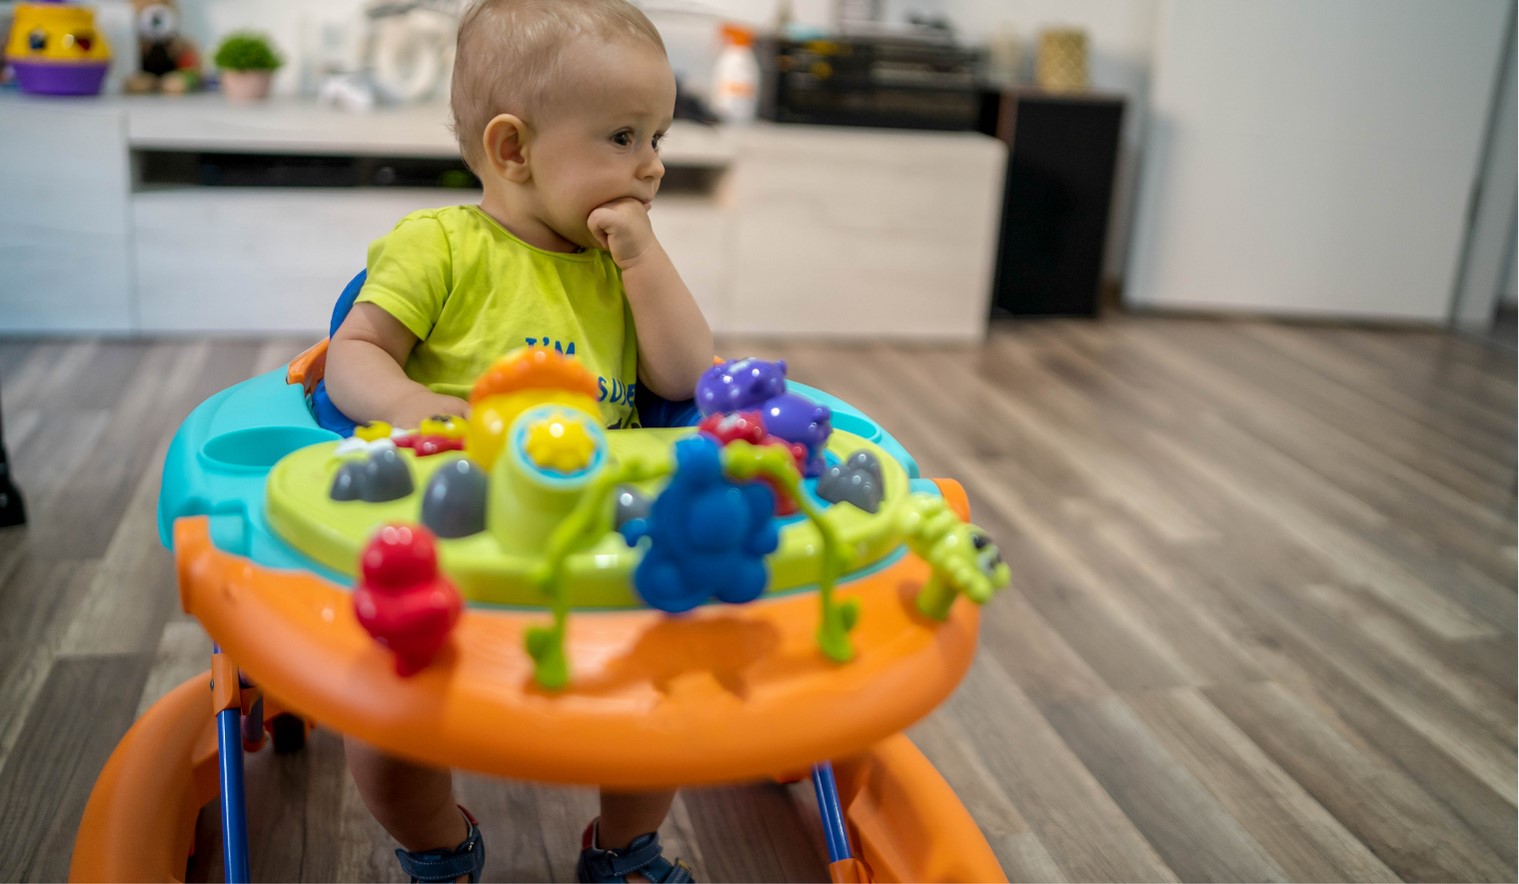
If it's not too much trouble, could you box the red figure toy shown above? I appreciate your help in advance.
[696,411,808,515]
[353,524,462,677]
[394,433,466,457]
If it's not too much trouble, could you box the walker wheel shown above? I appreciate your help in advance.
[270,713,307,754]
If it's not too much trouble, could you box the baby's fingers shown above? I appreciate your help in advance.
[587,208,617,249]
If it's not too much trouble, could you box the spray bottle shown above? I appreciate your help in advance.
[712,23,759,123]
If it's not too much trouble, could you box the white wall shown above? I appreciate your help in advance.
[1126,0,1511,321]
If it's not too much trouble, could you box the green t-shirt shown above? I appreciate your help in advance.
[356,205,641,429]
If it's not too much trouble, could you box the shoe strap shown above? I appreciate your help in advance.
[602,833,666,879]
[592,830,693,883]
[395,806,484,883]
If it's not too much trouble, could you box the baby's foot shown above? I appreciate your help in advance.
[576,819,694,883]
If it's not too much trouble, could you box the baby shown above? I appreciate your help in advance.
[323,0,711,880]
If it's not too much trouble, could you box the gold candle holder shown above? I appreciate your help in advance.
[1036,28,1088,93]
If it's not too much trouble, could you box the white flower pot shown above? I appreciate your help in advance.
[221,70,273,102]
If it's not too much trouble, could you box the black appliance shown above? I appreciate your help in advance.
[757,34,983,131]
[987,91,1125,316]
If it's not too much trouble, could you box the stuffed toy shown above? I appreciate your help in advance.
[123,0,201,94]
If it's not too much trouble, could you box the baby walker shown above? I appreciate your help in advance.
[69,276,1012,883]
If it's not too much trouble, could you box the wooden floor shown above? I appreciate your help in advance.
[0,316,1514,882]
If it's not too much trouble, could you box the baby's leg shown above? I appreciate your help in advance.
[596,788,677,849]
[345,735,470,853]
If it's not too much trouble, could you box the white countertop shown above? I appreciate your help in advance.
[1,91,736,168]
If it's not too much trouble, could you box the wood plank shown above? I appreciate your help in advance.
[973,591,1113,704]
[58,442,180,656]
[1193,554,1517,798]
[990,832,1068,884]
[899,719,1081,884]
[962,332,1510,641]
[0,410,112,521]
[453,776,559,882]
[1056,319,1513,558]
[0,340,38,383]
[0,561,97,774]
[1073,321,1515,599]
[679,783,828,883]
[134,622,212,720]
[907,712,1032,841]
[937,654,1180,882]
[952,455,1235,693]
[0,653,151,882]
[1298,656,1519,868]
[1126,687,1399,882]
[1097,518,1519,867]
[1128,321,1514,524]
[1185,320,1512,481]
[1206,680,1511,882]
[1039,693,1289,883]
[4,340,101,413]
[1329,326,1516,401]
[1241,322,1515,452]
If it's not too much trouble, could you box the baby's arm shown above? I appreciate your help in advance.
[589,199,714,400]
[327,303,468,429]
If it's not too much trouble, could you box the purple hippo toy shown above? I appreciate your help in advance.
[696,358,832,477]
[696,358,789,416]
[759,392,832,477]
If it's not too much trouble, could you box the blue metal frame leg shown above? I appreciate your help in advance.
[811,761,853,864]
[213,646,251,883]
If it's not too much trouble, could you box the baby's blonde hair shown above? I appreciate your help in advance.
[451,0,666,172]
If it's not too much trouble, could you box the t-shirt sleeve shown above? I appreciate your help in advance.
[354,214,453,340]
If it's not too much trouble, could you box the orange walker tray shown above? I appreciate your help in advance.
[70,347,1009,882]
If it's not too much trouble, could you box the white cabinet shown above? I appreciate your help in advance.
[0,98,135,333]
[729,127,1003,339]
[133,188,459,332]
[1,95,1004,340]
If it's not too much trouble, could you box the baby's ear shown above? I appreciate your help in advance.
[482,114,530,183]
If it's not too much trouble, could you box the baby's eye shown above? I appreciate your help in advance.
[611,131,634,147]
[652,133,666,152]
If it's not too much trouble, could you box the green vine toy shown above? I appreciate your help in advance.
[721,440,859,662]
[526,457,672,689]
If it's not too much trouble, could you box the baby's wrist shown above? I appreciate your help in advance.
[388,389,467,429]
[615,238,667,273]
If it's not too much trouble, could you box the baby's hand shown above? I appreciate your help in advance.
[388,389,469,432]
[588,198,659,268]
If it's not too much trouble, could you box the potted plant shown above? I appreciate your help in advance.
[213,31,282,101]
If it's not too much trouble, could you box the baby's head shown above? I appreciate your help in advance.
[451,0,674,249]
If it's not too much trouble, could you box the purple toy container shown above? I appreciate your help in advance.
[11,61,108,95]
[5,0,112,96]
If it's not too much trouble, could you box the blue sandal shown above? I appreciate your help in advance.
[395,806,486,883]
[577,819,694,883]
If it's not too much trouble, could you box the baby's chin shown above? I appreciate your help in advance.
[542,220,599,253]
[567,226,604,253]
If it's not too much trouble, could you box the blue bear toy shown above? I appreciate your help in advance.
[696,358,832,477]
[620,435,780,614]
